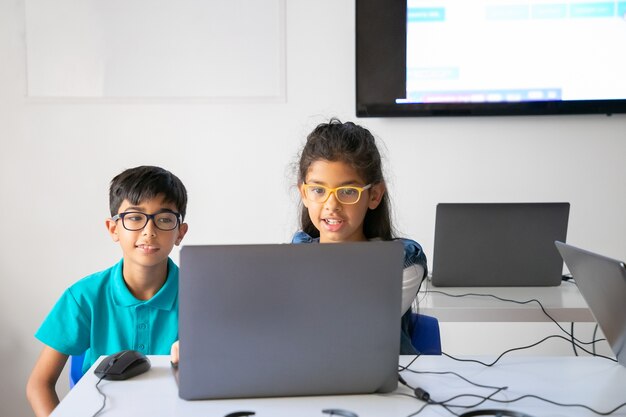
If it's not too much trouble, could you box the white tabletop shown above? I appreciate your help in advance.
[418,280,594,322]
[51,354,626,417]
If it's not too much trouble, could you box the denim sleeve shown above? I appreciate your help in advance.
[398,238,429,277]
[291,231,317,244]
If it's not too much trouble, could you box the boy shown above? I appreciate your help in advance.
[26,165,189,417]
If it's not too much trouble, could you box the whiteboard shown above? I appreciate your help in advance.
[25,0,285,99]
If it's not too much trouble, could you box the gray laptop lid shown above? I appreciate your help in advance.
[178,241,404,400]
[431,203,569,287]
[555,241,626,367]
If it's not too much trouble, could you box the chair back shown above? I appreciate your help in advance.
[411,313,442,355]
[69,353,86,388]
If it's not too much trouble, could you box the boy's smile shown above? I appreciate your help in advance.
[136,244,160,254]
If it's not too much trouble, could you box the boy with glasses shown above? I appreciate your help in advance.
[27,165,189,417]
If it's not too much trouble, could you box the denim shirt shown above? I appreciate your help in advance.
[291,231,428,354]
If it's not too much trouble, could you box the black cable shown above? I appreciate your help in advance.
[91,377,107,417]
[401,368,507,391]
[571,322,578,356]
[403,287,624,416]
[453,392,626,416]
[442,334,617,367]
[399,348,623,416]
[401,378,626,416]
[593,323,600,356]
[398,354,421,372]
[404,400,429,417]
[427,289,606,347]
[401,379,507,416]
[399,359,508,416]
[433,388,508,414]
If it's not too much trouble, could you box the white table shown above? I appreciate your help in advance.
[51,355,626,417]
[418,280,594,322]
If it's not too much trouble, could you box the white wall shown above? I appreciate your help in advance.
[2,1,625,416]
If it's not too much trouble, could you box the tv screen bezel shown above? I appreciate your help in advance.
[355,0,626,117]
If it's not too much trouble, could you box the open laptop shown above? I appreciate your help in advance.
[431,202,570,287]
[176,241,405,400]
[555,241,626,367]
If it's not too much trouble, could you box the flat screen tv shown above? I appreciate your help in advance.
[356,0,626,117]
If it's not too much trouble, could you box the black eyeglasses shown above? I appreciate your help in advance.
[111,211,182,231]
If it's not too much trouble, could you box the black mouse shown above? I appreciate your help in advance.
[322,409,359,417]
[94,350,151,380]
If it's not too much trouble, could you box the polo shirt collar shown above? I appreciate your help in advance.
[112,258,178,310]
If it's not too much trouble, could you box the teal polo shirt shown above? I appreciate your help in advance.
[35,258,179,374]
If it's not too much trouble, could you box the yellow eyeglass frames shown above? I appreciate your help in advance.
[301,183,372,205]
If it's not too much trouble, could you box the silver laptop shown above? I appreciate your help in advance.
[177,241,404,400]
[431,203,570,287]
[555,241,626,367]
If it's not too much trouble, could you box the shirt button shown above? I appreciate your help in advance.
[138,344,145,350]
[139,323,147,330]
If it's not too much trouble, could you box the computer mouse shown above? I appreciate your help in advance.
[322,409,359,417]
[224,412,256,417]
[94,350,151,380]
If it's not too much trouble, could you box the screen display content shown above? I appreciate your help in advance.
[356,0,626,116]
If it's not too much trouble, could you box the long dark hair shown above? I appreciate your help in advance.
[297,118,394,240]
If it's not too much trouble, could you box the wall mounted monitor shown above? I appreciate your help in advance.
[356,0,626,117]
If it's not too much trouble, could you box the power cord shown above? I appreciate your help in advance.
[399,363,626,417]
[425,289,607,352]
[571,322,578,356]
[398,373,507,417]
[442,334,617,367]
[401,287,624,416]
[399,356,507,391]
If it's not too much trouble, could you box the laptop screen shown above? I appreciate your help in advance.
[556,241,626,367]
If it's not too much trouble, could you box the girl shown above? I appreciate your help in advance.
[292,118,428,354]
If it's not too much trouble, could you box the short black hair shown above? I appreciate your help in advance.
[109,166,188,219]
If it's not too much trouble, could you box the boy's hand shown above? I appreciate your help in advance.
[170,340,179,366]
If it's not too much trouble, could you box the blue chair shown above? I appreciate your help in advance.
[411,313,442,355]
[69,353,86,388]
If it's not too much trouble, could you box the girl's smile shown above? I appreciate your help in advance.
[322,216,344,232]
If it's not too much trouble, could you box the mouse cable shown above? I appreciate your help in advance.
[91,376,107,417]
[442,334,617,367]
[426,289,605,346]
